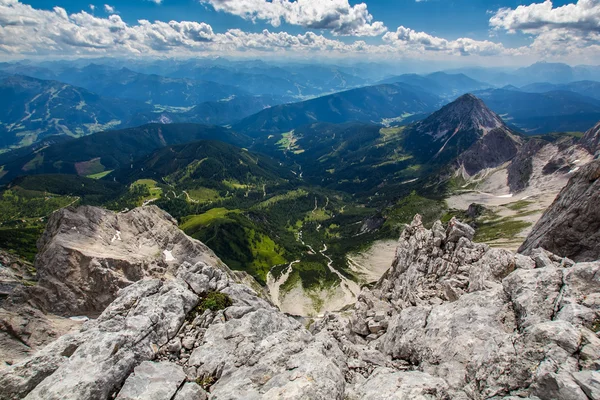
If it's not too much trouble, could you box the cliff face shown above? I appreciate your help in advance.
[581,121,600,156]
[1,205,600,399]
[519,160,600,262]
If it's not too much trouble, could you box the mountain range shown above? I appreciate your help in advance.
[0,75,152,149]
[3,60,600,152]
[233,82,441,136]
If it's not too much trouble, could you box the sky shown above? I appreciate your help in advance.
[0,0,598,65]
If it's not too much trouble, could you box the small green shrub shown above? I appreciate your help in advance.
[187,291,233,322]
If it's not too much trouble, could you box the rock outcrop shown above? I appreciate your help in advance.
[581,121,600,156]
[455,127,522,177]
[316,215,600,399]
[10,205,230,315]
[519,160,600,262]
[1,205,599,399]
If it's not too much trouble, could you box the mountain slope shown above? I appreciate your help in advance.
[581,121,600,155]
[401,94,521,170]
[113,140,293,188]
[0,75,153,149]
[379,72,491,98]
[520,80,600,101]
[127,95,281,127]
[54,64,251,107]
[0,123,250,185]
[234,83,440,136]
[519,160,600,261]
[474,88,600,133]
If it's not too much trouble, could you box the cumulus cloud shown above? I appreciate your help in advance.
[199,0,387,36]
[0,0,380,56]
[0,0,598,62]
[489,0,600,59]
[383,26,510,56]
[489,0,600,34]
[104,4,115,14]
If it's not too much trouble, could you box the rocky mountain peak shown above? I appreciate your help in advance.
[415,93,505,140]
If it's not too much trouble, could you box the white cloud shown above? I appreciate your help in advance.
[0,0,378,56]
[104,4,115,14]
[148,0,162,4]
[383,26,511,56]
[0,0,598,63]
[199,0,387,36]
[89,4,95,12]
[489,0,600,60]
[489,0,600,34]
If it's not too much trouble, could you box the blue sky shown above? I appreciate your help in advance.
[1,0,599,65]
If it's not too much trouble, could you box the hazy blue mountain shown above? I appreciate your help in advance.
[378,72,492,98]
[520,81,600,100]
[127,95,286,127]
[233,83,441,136]
[474,88,600,133]
[0,63,253,107]
[0,75,153,149]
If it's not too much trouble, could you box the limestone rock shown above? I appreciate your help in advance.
[15,206,229,316]
[581,121,600,156]
[0,277,198,400]
[173,382,207,400]
[572,370,600,399]
[519,160,600,262]
[116,361,186,400]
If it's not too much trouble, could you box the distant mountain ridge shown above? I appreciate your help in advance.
[378,72,492,98]
[0,75,153,149]
[474,88,600,134]
[233,83,441,136]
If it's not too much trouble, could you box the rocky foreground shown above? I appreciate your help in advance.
[0,164,599,399]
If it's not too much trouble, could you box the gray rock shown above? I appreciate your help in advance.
[519,160,600,262]
[181,337,195,350]
[174,382,207,400]
[347,368,451,400]
[11,206,231,316]
[0,277,198,400]
[116,361,186,400]
[446,217,475,243]
[572,370,600,400]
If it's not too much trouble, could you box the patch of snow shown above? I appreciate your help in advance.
[401,178,419,184]
[163,250,176,262]
[69,316,89,322]
[111,230,122,243]
[497,194,514,198]
[568,167,580,174]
